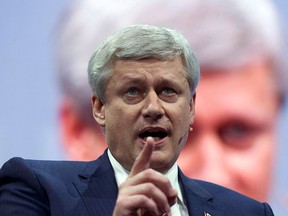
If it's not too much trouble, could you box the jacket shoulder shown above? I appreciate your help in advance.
[180,173,274,216]
[0,157,100,215]
[1,157,89,179]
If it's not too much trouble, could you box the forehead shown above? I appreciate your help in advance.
[111,57,186,80]
[196,61,279,123]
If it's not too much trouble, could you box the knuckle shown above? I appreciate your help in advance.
[144,182,155,192]
[144,168,154,178]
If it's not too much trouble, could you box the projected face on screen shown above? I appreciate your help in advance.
[178,60,279,201]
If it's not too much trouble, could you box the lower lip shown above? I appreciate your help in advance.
[138,137,168,147]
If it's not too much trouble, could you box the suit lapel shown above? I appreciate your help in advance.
[74,150,118,216]
[73,153,229,216]
[179,169,224,216]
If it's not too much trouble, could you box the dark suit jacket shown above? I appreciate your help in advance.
[0,150,274,215]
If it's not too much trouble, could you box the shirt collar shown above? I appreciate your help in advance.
[107,149,184,204]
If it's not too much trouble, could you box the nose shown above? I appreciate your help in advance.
[141,91,165,121]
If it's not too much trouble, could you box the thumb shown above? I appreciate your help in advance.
[130,137,155,176]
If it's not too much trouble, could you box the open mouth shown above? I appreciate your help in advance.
[138,128,168,141]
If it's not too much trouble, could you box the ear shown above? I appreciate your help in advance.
[92,95,105,126]
[189,93,196,126]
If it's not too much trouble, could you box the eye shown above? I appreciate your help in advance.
[123,87,143,104]
[127,87,140,97]
[161,88,176,95]
[159,87,178,103]
[218,121,261,149]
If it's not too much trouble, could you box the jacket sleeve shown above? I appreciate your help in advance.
[263,202,274,216]
[0,157,50,215]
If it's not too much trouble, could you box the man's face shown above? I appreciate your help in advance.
[94,57,195,173]
[178,60,279,201]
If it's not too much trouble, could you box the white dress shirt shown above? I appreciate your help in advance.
[108,150,189,216]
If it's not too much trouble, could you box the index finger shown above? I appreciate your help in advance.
[130,137,155,176]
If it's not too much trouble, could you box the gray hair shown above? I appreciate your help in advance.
[87,25,200,102]
[55,0,286,124]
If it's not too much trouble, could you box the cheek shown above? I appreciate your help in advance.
[106,103,132,126]
[105,104,140,141]
[234,143,273,176]
[227,137,274,185]
[230,133,276,170]
[174,103,191,127]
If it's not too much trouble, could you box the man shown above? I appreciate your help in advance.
[55,0,287,203]
[0,25,274,215]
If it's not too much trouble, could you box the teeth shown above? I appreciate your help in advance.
[153,137,160,141]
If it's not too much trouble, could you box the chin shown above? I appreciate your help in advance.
[150,157,174,173]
